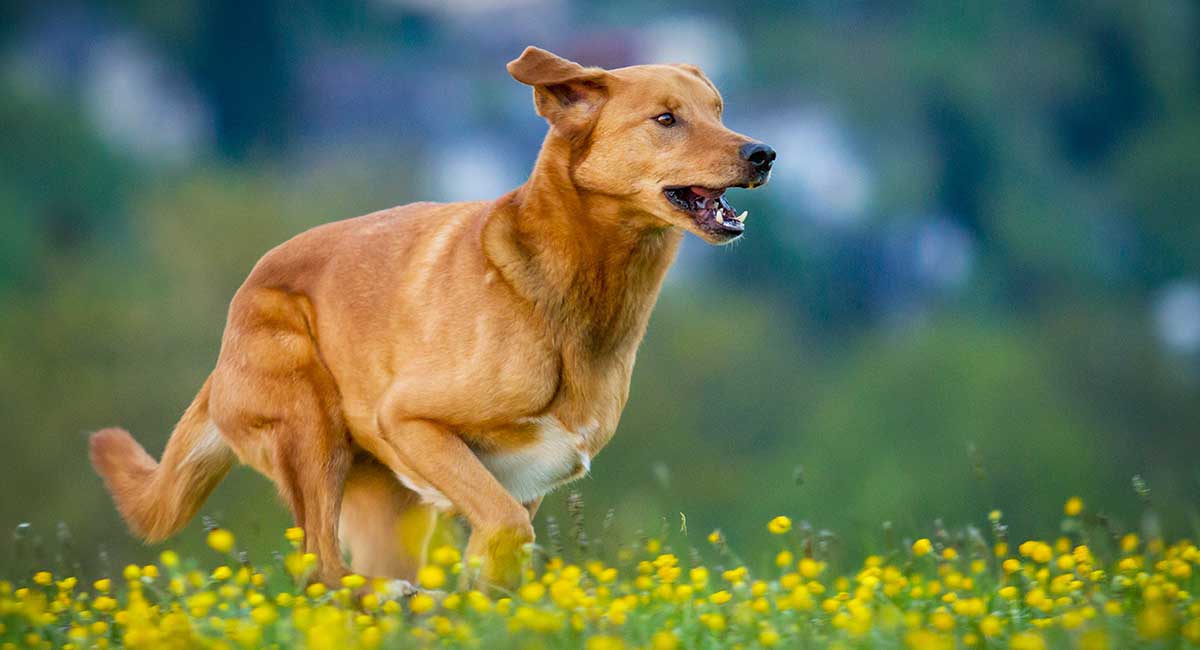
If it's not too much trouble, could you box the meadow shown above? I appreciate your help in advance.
[2,494,1198,649]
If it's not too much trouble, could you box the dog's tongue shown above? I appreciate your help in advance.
[690,186,723,199]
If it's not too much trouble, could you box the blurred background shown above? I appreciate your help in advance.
[2,0,1199,573]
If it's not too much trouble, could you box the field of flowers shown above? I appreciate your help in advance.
[2,495,1198,649]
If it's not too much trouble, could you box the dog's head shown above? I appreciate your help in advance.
[509,46,775,245]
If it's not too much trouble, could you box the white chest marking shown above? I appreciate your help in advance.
[393,417,597,510]
[477,416,596,504]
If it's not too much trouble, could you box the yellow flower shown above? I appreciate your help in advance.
[585,635,626,650]
[799,558,824,579]
[211,566,232,581]
[418,565,447,590]
[709,590,732,604]
[1010,631,1046,650]
[285,527,305,544]
[206,529,235,553]
[759,626,781,646]
[1064,497,1083,517]
[32,572,52,586]
[930,608,954,631]
[767,516,792,535]
[701,613,726,632]
[650,630,679,650]
[409,593,435,614]
[1136,604,1174,640]
[432,546,461,566]
[519,582,545,602]
[1120,534,1139,554]
[159,550,179,568]
[707,530,722,545]
[912,538,933,557]
[942,548,958,561]
[775,550,794,567]
[341,574,366,590]
[305,583,327,598]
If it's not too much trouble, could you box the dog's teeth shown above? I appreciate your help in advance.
[715,211,725,225]
[734,210,748,223]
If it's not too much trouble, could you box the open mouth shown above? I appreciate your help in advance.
[663,186,747,238]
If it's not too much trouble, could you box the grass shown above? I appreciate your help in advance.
[1,494,1199,649]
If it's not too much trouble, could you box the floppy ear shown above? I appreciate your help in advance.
[507,46,609,141]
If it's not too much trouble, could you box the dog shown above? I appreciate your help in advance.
[90,46,774,589]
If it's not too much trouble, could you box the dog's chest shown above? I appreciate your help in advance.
[474,416,597,504]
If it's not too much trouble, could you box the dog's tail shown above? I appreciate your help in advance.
[89,377,235,542]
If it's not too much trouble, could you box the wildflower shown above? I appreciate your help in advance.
[160,550,179,568]
[586,635,626,650]
[519,582,545,603]
[1137,604,1174,639]
[1064,497,1084,517]
[432,545,461,566]
[1121,533,1139,554]
[206,528,236,553]
[799,557,824,578]
[1011,631,1047,650]
[410,592,436,615]
[650,630,679,650]
[930,608,954,632]
[709,590,732,605]
[767,516,792,535]
[913,538,933,557]
[707,530,722,545]
[700,612,726,632]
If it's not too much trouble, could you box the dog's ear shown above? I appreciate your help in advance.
[508,46,609,142]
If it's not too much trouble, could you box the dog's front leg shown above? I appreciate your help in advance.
[376,414,532,591]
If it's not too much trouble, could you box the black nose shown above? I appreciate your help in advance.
[740,142,776,171]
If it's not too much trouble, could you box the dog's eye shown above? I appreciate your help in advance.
[654,112,676,126]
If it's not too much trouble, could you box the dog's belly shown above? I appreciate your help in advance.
[394,415,594,509]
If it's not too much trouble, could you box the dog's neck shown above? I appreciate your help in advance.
[483,134,682,356]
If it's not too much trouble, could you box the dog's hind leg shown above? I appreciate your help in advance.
[209,287,353,586]
[339,456,437,582]
[270,421,352,585]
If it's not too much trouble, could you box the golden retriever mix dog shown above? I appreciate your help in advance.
[90,46,775,590]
